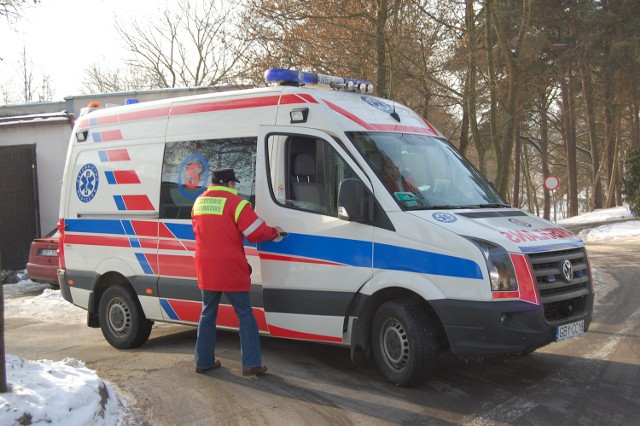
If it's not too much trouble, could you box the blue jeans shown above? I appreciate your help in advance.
[195,290,262,369]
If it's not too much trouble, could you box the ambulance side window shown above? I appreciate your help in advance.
[160,137,257,219]
[266,135,357,216]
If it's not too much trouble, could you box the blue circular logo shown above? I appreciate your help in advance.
[432,212,457,223]
[509,218,532,227]
[361,96,394,114]
[76,163,99,203]
[178,153,209,200]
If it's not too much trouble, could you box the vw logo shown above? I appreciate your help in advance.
[562,259,574,282]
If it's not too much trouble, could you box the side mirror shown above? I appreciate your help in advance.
[338,178,369,222]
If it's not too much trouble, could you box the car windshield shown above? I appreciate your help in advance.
[347,132,508,210]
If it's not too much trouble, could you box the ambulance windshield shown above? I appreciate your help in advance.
[348,132,508,210]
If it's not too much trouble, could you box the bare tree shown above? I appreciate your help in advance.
[82,63,151,94]
[0,0,25,23]
[38,72,53,101]
[20,45,34,102]
[106,0,249,89]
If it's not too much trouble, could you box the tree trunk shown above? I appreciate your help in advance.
[375,0,389,98]
[459,89,470,156]
[489,0,531,197]
[578,51,603,210]
[560,57,579,217]
[632,79,640,148]
[485,0,500,185]
[539,94,551,220]
[513,123,522,208]
[464,0,482,171]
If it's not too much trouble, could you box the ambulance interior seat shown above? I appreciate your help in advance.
[290,153,326,213]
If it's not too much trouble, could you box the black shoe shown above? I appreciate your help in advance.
[196,360,221,374]
[242,365,268,376]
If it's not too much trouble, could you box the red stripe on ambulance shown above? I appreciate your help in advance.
[158,254,196,278]
[64,234,131,248]
[259,252,344,266]
[112,170,140,184]
[121,195,154,210]
[170,96,283,115]
[105,149,130,161]
[164,300,269,331]
[267,324,342,343]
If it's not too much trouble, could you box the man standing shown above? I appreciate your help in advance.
[192,168,284,376]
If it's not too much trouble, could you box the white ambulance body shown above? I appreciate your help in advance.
[58,69,594,385]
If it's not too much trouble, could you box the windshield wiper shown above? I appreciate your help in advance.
[426,205,470,210]
[423,203,511,210]
[478,203,511,208]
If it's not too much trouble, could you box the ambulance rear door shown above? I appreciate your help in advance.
[255,126,375,344]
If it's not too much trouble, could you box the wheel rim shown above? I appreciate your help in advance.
[380,318,409,372]
[107,297,131,336]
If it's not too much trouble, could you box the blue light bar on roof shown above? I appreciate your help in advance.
[264,68,374,94]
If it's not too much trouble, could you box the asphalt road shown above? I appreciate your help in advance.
[5,240,639,425]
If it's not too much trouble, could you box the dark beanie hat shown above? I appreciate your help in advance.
[212,168,240,184]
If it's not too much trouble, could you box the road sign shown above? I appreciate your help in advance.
[544,175,560,191]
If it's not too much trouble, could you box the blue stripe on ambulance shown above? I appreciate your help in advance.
[64,219,482,279]
[66,218,129,234]
[374,243,482,279]
[164,222,194,240]
[160,299,179,320]
[135,253,154,274]
[259,234,483,279]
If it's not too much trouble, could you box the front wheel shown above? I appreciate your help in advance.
[371,299,439,386]
[99,285,152,349]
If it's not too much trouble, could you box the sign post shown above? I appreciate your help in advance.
[544,176,560,223]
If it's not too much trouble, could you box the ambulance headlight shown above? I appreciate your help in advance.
[468,238,518,292]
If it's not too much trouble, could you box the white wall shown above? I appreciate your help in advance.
[0,118,72,235]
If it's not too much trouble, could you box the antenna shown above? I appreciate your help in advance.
[390,101,401,122]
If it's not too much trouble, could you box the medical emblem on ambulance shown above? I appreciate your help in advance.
[76,163,99,203]
[432,212,457,223]
[562,259,574,282]
[361,96,394,114]
[508,218,532,227]
[178,153,209,199]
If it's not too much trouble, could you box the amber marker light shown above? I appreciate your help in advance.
[145,288,153,295]
[67,279,75,286]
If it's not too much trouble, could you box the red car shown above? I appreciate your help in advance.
[26,229,59,288]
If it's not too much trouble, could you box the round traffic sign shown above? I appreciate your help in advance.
[544,175,560,191]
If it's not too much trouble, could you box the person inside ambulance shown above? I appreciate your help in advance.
[191,168,286,376]
[380,157,420,194]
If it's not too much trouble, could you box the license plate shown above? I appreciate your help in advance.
[40,249,57,257]
[556,320,585,341]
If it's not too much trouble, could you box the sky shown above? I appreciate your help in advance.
[1,205,639,425]
[0,0,166,102]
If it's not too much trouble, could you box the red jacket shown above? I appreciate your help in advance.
[192,184,278,292]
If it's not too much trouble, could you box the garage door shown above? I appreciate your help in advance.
[0,144,39,271]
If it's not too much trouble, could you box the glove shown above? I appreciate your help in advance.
[273,226,287,242]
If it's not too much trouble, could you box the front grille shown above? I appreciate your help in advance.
[527,247,592,322]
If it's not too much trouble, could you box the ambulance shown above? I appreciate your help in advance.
[57,69,594,386]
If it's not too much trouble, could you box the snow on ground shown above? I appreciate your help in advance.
[2,279,134,425]
[1,355,129,426]
[558,205,640,243]
[1,206,638,425]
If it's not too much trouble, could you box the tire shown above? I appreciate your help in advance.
[371,299,439,386]
[99,285,152,349]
